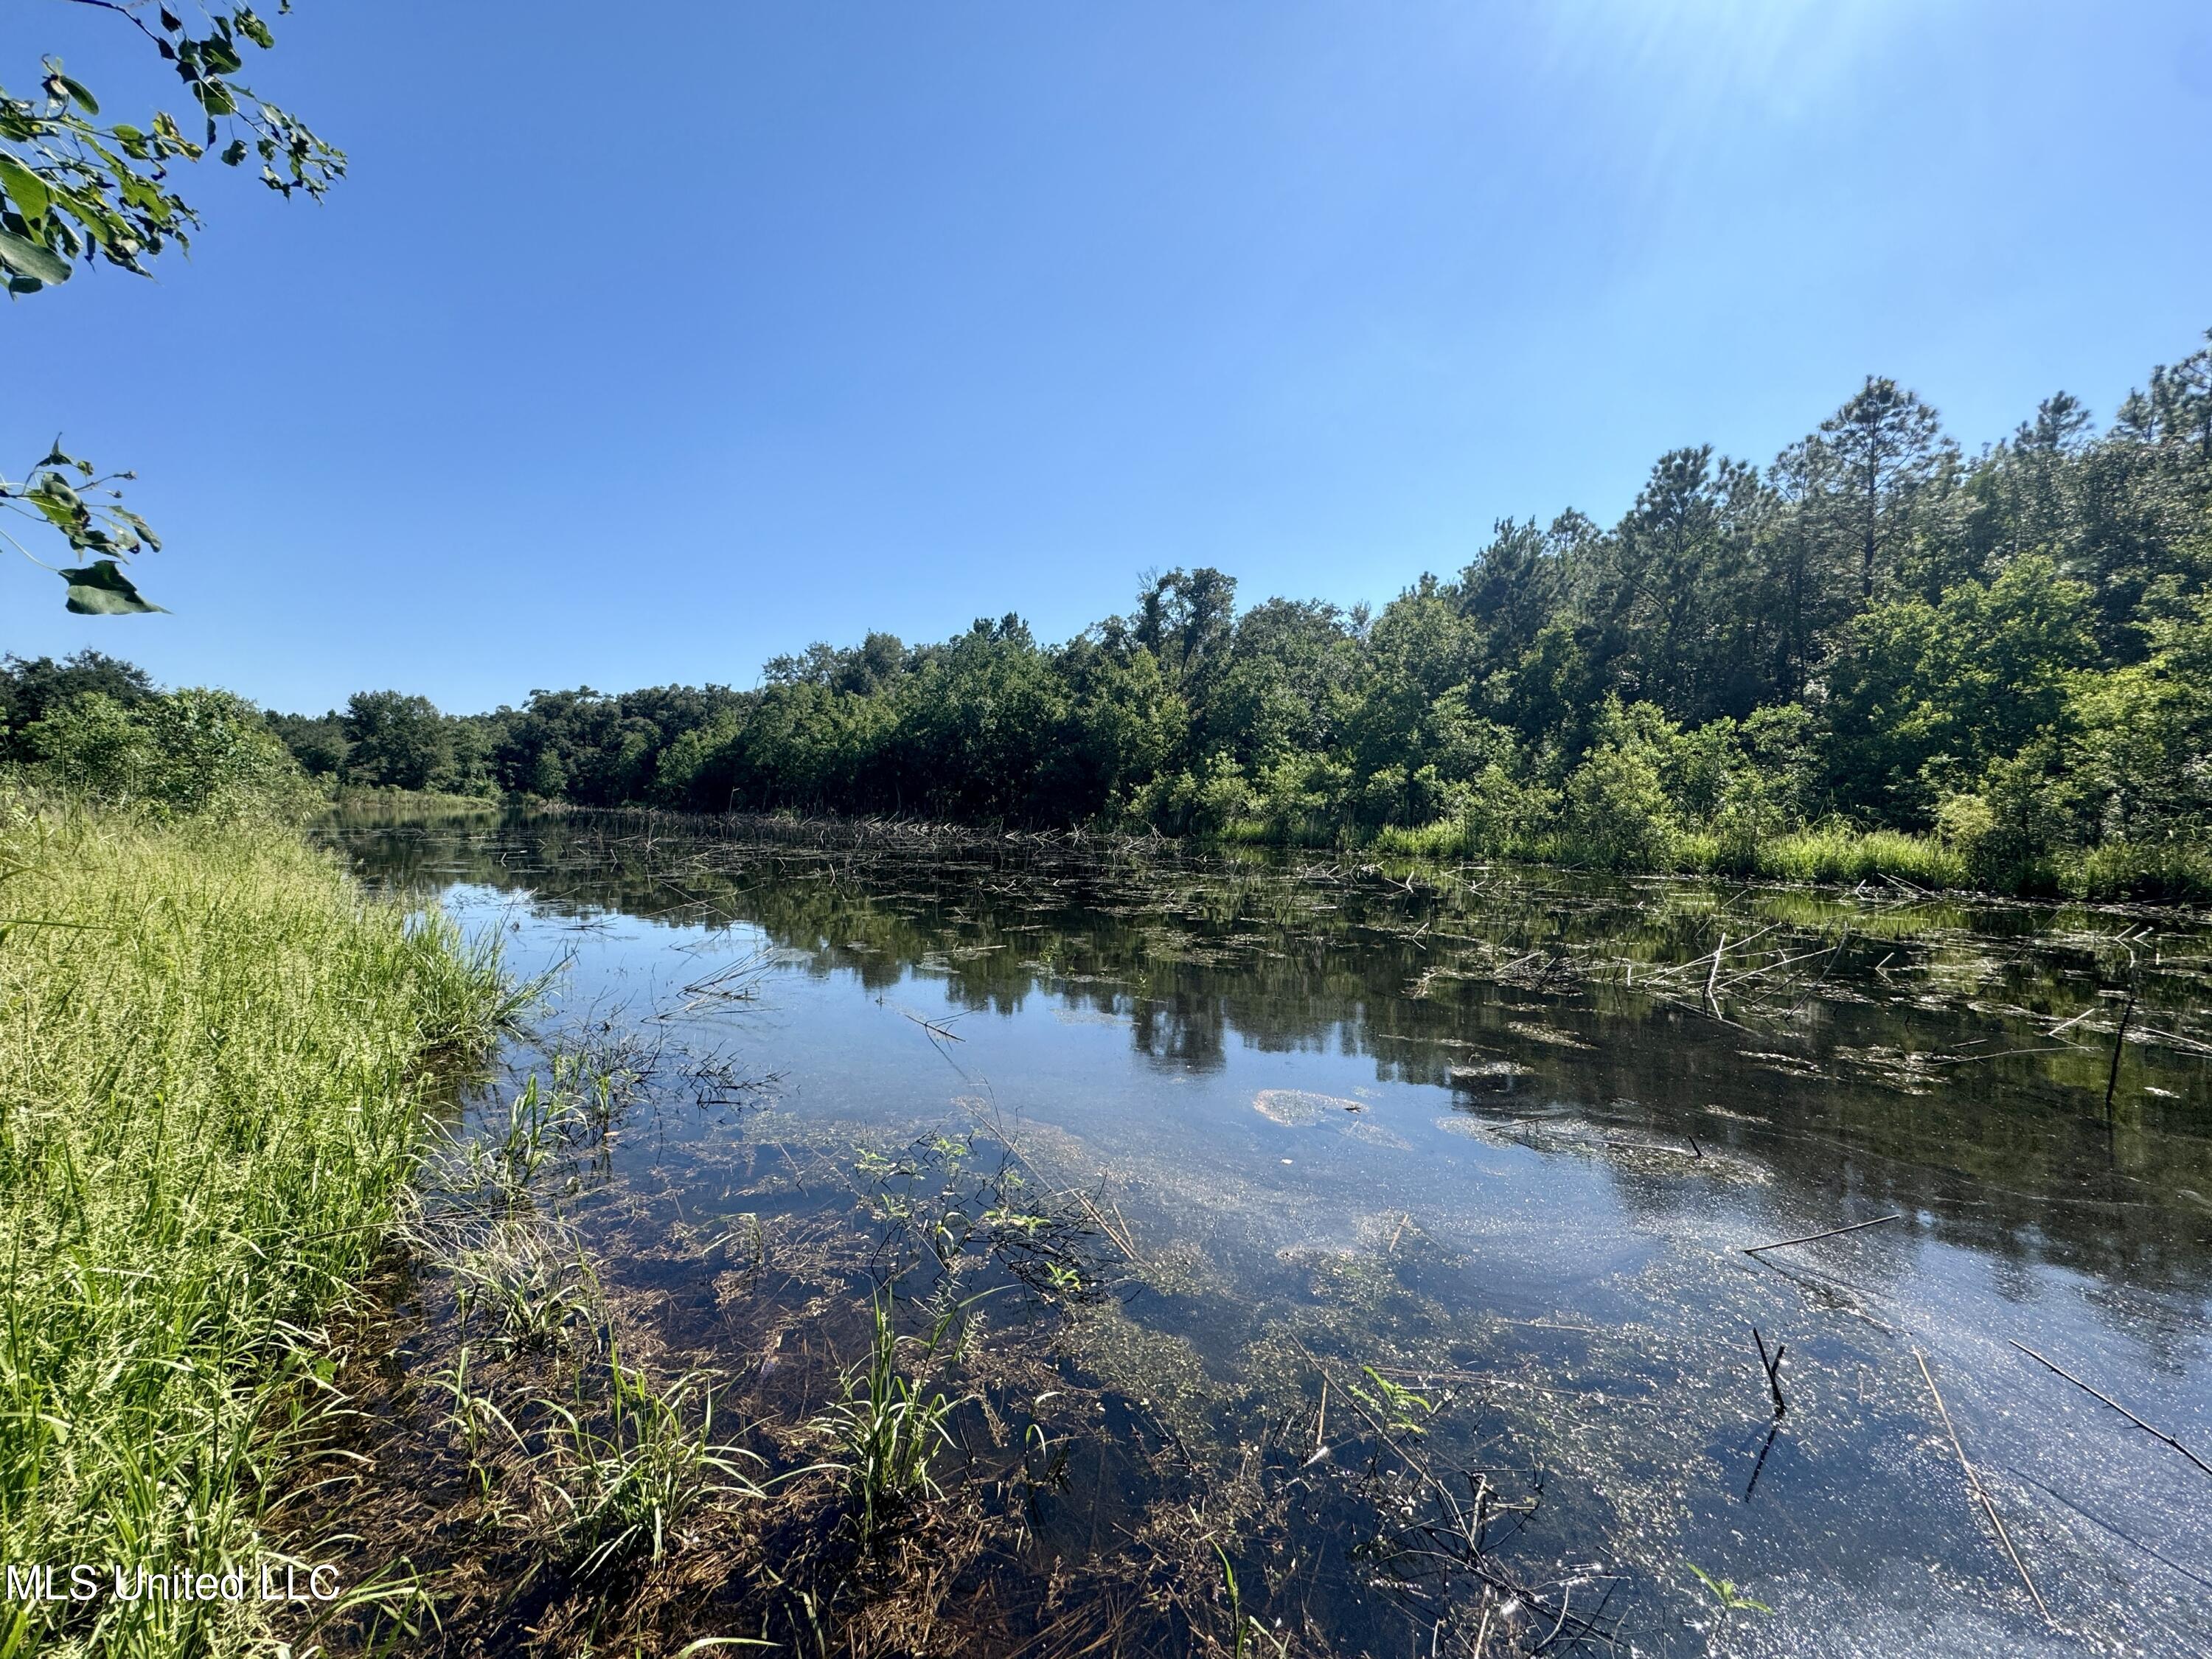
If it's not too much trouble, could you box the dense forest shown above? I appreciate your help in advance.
[10,336,2211,894]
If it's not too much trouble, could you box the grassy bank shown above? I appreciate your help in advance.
[327,785,505,824]
[1295,818,2212,902]
[0,804,514,1658]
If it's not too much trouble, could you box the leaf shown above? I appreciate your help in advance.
[29,493,86,534]
[0,229,69,285]
[113,509,162,552]
[0,155,50,223]
[31,473,85,509]
[61,560,166,616]
[58,76,100,116]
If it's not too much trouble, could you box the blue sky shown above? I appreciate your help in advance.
[5,0,2210,714]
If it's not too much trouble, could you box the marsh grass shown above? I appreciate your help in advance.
[452,1217,599,1357]
[816,1295,967,1548]
[534,1353,765,1579]
[0,803,513,1658]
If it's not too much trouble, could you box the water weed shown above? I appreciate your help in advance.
[535,1354,765,1579]
[815,1295,967,1548]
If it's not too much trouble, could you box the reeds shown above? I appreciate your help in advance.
[535,1352,765,1579]
[0,802,514,1657]
[815,1295,967,1548]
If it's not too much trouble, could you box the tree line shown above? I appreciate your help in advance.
[10,333,2209,892]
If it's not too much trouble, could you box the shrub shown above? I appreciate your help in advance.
[21,687,324,821]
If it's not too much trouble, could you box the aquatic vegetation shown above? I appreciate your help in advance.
[1684,1560,1773,1616]
[1349,1367,1436,1438]
[451,1216,599,1356]
[535,1354,765,1578]
[815,1295,967,1547]
[283,818,2212,1656]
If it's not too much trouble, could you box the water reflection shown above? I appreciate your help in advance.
[328,813,2212,1657]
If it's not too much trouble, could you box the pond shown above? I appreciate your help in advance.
[325,812,2212,1658]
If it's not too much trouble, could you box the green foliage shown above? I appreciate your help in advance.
[257,324,2212,893]
[5,7,341,607]
[1562,698,1677,867]
[0,807,509,1655]
[536,1354,763,1579]
[1348,1367,1435,1438]
[1685,1561,1773,1616]
[19,684,322,820]
[815,1295,967,1548]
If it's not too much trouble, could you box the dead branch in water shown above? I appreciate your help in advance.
[2008,1340,2212,1479]
[1914,1349,2054,1627]
[1742,1212,1902,1256]
[1751,1326,1787,1416]
[900,1009,969,1043]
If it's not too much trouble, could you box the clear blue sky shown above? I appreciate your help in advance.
[6,0,2210,714]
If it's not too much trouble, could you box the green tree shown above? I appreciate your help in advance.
[341,690,453,793]
[1816,376,1952,599]
[1823,554,2095,822]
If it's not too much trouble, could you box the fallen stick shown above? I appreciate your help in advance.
[2104,984,2136,1113]
[1915,1350,2054,1626]
[1742,1212,1902,1256]
[1751,1326,1787,1416]
[2009,1340,2212,1478]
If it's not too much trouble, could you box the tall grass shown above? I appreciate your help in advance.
[0,802,515,1658]
[1670,825,1969,888]
[816,1296,967,1548]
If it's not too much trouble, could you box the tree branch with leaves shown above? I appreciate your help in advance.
[1,1,341,611]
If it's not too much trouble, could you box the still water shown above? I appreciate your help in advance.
[332,813,2211,1658]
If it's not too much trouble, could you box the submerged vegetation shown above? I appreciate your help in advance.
[0,804,514,1658]
[272,814,2212,1657]
[215,331,2212,898]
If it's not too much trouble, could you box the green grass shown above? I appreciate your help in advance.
[326,787,503,824]
[1671,825,1968,888]
[2065,841,2212,903]
[815,1295,967,1548]
[0,801,515,1658]
[1246,815,2012,894]
[535,1352,763,1579]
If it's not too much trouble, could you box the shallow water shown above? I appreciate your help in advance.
[332,813,2212,1657]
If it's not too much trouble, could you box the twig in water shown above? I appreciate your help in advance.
[2009,1340,2212,1478]
[2104,984,2135,1114]
[1705,932,1728,1006]
[1751,1326,1787,1416]
[1742,1420,1781,1504]
[1742,1212,1903,1256]
[1914,1349,2054,1627]
[901,1009,967,1043]
[2046,1003,2099,1038]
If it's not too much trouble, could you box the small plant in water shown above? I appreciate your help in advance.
[1350,1366,1435,1437]
[1214,1542,1292,1658]
[1685,1560,1773,1616]
[481,1074,582,1198]
[536,1350,765,1578]
[452,1217,599,1356]
[815,1293,969,1546]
